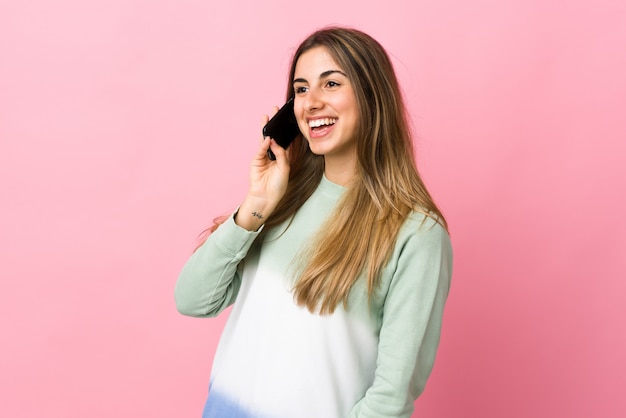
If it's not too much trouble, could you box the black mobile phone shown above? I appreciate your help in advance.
[262,98,300,160]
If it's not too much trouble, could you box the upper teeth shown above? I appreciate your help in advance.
[309,118,337,128]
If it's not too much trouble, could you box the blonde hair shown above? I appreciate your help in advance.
[205,27,448,314]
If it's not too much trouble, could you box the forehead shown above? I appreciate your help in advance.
[294,46,344,78]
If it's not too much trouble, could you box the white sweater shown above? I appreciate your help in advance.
[175,175,453,418]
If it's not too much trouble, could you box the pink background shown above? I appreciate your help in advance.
[1,0,625,417]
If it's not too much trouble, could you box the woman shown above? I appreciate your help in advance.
[175,27,452,418]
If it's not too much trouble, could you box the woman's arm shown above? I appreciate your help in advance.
[174,213,261,317]
[175,126,291,318]
[349,220,453,417]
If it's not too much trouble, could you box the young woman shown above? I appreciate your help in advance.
[175,27,452,418]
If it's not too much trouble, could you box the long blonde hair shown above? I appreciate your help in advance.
[206,27,448,314]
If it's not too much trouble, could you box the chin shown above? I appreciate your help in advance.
[307,144,331,156]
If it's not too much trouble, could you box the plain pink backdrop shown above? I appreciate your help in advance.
[1,0,625,417]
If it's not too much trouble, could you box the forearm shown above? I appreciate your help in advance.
[174,212,261,317]
[350,220,453,417]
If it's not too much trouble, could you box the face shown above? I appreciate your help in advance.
[292,46,359,165]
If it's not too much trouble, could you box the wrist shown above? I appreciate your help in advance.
[234,196,276,231]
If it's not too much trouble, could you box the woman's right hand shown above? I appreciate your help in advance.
[234,112,291,231]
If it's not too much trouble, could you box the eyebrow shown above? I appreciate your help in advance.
[293,69,348,84]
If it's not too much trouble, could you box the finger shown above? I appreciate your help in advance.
[252,136,270,160]
[260,136,272,153]
[260,106,281,148]
[260,106,280,136]
[268,139,289,166]
[260,114,270,143]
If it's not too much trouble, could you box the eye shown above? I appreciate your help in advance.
[294,85,308,94]
[326,80,340,88]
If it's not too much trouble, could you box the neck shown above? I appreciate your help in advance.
[323,155,357,187]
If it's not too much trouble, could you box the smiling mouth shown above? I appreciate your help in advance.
[308,118,337,131]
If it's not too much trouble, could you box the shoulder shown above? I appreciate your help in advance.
[384,211,453,292]
[380,211,452,278]
[384,211,453,284]
[397,211,451,252]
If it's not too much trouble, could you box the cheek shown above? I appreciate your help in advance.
[335,94,358,117]
[293,100,308,129]
[293,100,305,120]
[339,100,359,126]
[294,109,308,134]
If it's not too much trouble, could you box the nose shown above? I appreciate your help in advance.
[304,87,323,112]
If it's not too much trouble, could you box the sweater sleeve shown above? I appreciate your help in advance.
[174,212,262,318]
[349,220,453,418]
